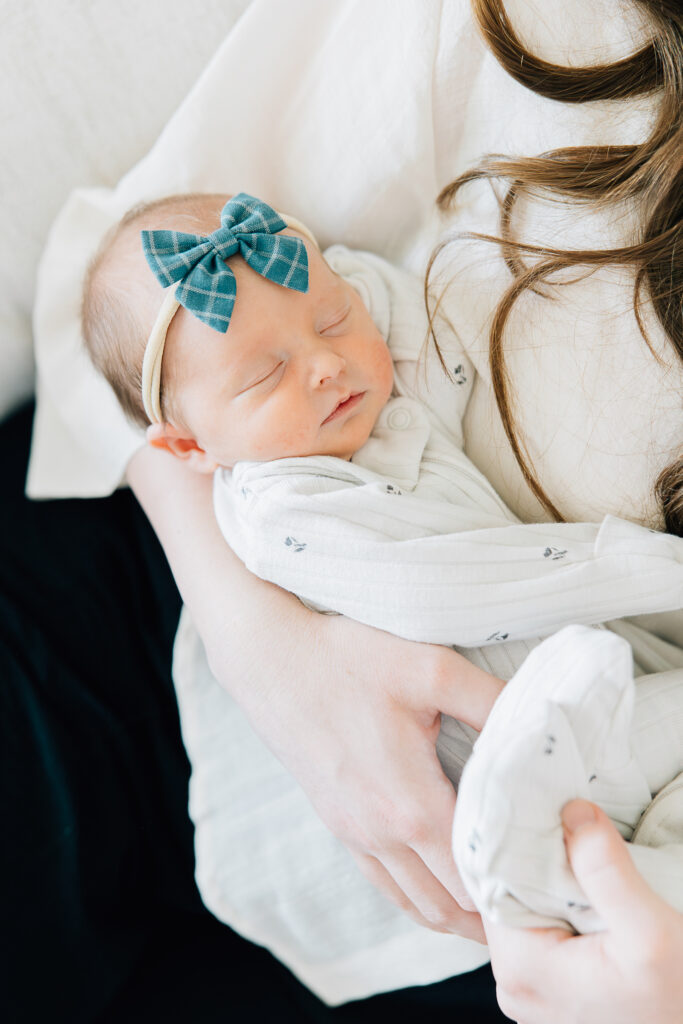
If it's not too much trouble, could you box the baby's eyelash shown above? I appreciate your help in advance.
[321,306,350,333]
[238,362,283,395]
[254,363,284,387]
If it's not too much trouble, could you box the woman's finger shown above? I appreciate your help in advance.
[394,641,504,733]
[354,847,485,941]
[562,799,675,949]
[400,784,480,914]
[380,845,485,940]
[410,792,479,914]
[351,850,446,932]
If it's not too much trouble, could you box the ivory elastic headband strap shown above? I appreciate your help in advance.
[141,197,318,424]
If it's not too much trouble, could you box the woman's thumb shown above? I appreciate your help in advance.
[435,656,504,731]
[562,799,664,941]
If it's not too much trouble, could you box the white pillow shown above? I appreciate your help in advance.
[0,0,251,423]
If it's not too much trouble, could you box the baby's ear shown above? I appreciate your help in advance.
[145,423,218,474]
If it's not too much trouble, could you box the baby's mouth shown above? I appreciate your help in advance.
[322,392,363,425]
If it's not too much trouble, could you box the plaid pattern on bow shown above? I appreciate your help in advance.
[141,193,309,333]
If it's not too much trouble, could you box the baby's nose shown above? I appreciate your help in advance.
[311,348,346,387]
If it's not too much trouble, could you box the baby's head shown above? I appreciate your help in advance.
[83,192,394,471]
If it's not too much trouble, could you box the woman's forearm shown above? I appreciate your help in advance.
[126,444,314,704]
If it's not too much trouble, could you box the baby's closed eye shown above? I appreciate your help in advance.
[237,361,285,395]
[318,302,351,336]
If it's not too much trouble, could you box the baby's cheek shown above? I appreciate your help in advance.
[262,421,314,459]
[376,340,395,397]
[279,425,309,454]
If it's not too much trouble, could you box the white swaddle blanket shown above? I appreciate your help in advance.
[453,625,683,932]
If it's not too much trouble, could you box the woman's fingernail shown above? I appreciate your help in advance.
[562,800,597,835]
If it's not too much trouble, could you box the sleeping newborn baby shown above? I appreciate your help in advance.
[83,191,683,932]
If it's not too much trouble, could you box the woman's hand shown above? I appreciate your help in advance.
[127,445,501,939]
[232,607,504,941]
[487,799,683,1023]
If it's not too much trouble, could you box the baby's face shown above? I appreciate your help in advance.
[163,239,394,466]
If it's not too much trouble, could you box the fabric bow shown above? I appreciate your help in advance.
[141,192,309,333]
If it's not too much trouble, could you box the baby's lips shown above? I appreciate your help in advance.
[322,392,352,425]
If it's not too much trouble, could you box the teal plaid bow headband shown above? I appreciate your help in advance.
[141,192,309,333]
[140,193,317,423]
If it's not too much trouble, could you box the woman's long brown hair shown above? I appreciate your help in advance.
[429,0,683,532]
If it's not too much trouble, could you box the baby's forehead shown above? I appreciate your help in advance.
[111,196,224,270]
[109,203,332,345]
[96,218,170,329]
[109,200,214,278]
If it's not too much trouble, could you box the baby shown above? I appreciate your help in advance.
[84,191,394,469]
[83,191,683,933]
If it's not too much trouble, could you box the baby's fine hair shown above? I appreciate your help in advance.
[82,192,226,428]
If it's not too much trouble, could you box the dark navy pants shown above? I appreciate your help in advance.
[1,403,505,1023]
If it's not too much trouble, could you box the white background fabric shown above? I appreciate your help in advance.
[0,0,251,423]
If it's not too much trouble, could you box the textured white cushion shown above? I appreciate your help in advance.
[0,0,251,422]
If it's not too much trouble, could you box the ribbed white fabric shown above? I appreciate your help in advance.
[453,625,683,931]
